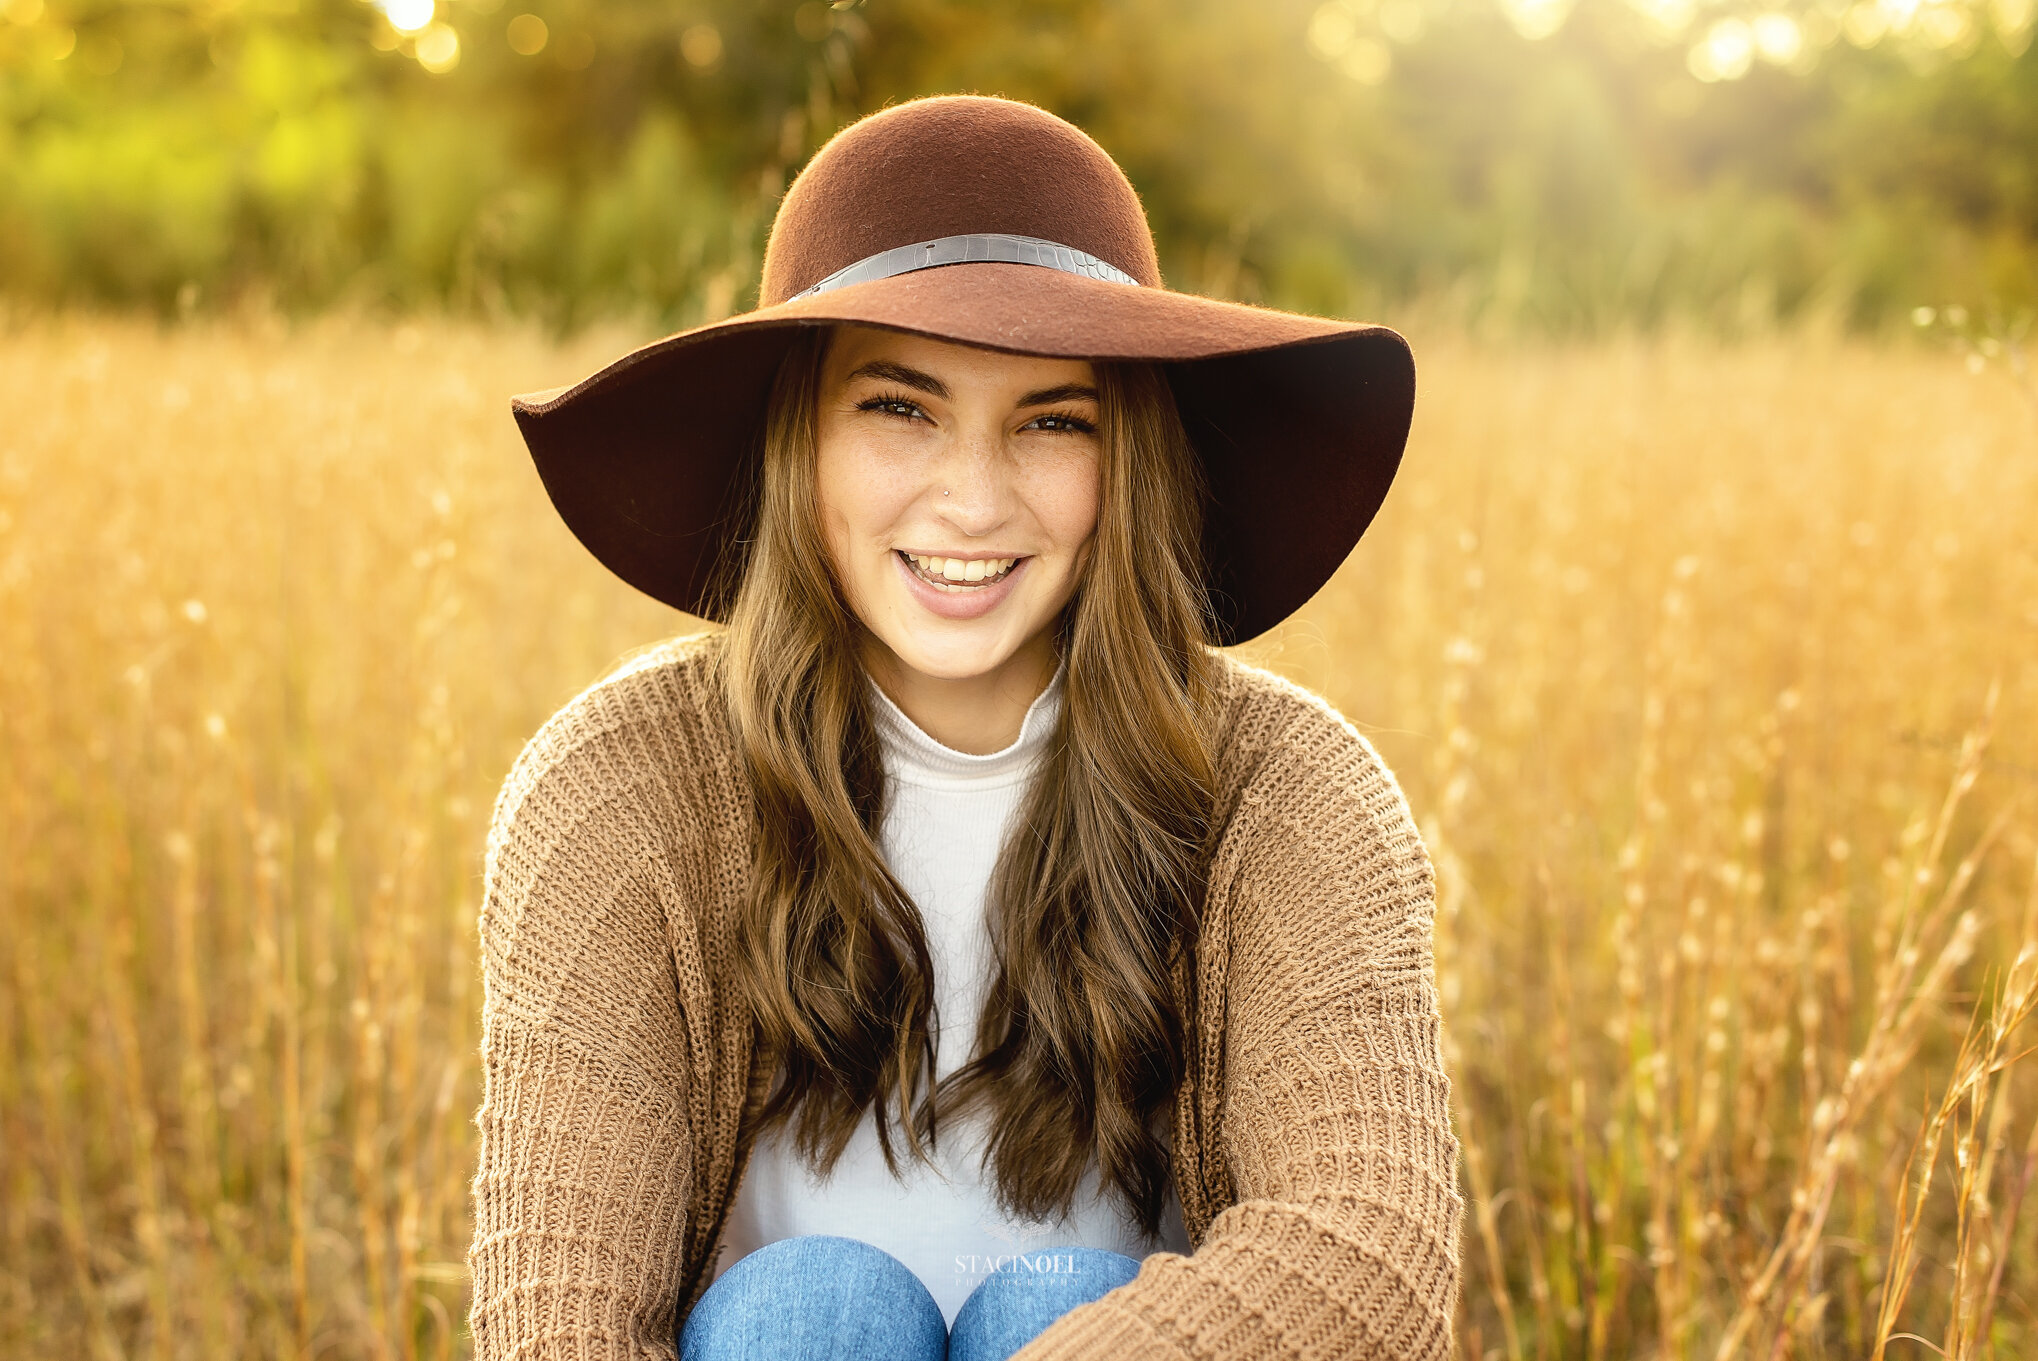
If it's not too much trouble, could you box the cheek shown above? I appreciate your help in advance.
[814,425,916,557]
[1028,450,1102,552]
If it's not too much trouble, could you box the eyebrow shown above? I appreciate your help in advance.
[844,360,950,400]
[1015,383,1099,408]
[841,362,1098,410]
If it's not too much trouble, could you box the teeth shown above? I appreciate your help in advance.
[904,553,1018,585]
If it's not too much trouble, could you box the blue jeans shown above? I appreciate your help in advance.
[680,1236,1142,1361]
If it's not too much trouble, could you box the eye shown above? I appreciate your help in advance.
[1023,411,1097,435]
[856,392,928,422]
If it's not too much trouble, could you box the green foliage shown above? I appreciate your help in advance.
[0,0,2032,329]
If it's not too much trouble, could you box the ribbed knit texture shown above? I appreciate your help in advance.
[468,631,1462,1360]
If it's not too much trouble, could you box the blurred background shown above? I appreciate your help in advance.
[5,4,2038,1361]
[0,0,2033,332]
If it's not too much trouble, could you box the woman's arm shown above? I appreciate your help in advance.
[1018,692,1463,1359]
[468,726,699,1361]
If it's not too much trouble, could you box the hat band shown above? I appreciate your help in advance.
[789,233,1141,300]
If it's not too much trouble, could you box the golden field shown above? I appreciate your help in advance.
[2,315,2035,1361]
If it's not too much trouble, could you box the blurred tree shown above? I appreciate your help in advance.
[0,0,2031,329]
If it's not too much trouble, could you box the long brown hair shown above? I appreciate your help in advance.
[719,326,1216,1234]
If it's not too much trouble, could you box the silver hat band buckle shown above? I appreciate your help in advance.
[789,233,1140,301]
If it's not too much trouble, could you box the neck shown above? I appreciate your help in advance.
[861,631,1060,755]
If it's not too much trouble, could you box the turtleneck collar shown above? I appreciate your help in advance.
[870,665,1064,791]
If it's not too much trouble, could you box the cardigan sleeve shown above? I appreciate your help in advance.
[1015,697,1463,1360]
[467,723,698,1361]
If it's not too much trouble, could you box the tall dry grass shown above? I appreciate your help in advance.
[1,314,2035,1360]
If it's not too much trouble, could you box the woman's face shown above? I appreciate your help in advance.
[813,326,1102,685]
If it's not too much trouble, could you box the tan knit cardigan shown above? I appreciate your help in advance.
[468,631,1462,1359]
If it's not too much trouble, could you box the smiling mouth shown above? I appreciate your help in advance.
[898,551,1022,589]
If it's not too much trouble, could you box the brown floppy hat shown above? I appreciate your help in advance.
[512,95,1414,645]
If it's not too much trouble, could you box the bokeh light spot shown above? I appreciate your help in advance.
[1628,0,1696,38]
[1996,0,2037,48]
[1307,2,1358,60]
[1689,17,1755,79]
[506,13,547,55]
[2,0,46,25]
[1799,7,1843,46]
[1844,0,1890,43]
[415,22,459,72]
[1916,2,1974,47]
[1308,1,1393,79]
[383,0,434,37]
[1752,12,1804,62]
[1502,0,1578,41]
[1379,0,1426,44]
[681,22,723,68]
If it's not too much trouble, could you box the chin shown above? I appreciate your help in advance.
[886,631,1022,682]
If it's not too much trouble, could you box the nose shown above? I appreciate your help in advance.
[930,425,1014,536]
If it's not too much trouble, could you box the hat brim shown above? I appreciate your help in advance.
[512,262,1414,645]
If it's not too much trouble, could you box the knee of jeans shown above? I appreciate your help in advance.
[682,1236,941,1360]
[728,1234,921,1284]
[948,1248,1143,1361]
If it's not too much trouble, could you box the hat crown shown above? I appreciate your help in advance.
[760,96,1162,306]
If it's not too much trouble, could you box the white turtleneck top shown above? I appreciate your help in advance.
[717,671,1189,1321]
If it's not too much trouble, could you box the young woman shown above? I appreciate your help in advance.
[469,96,1461,1360]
